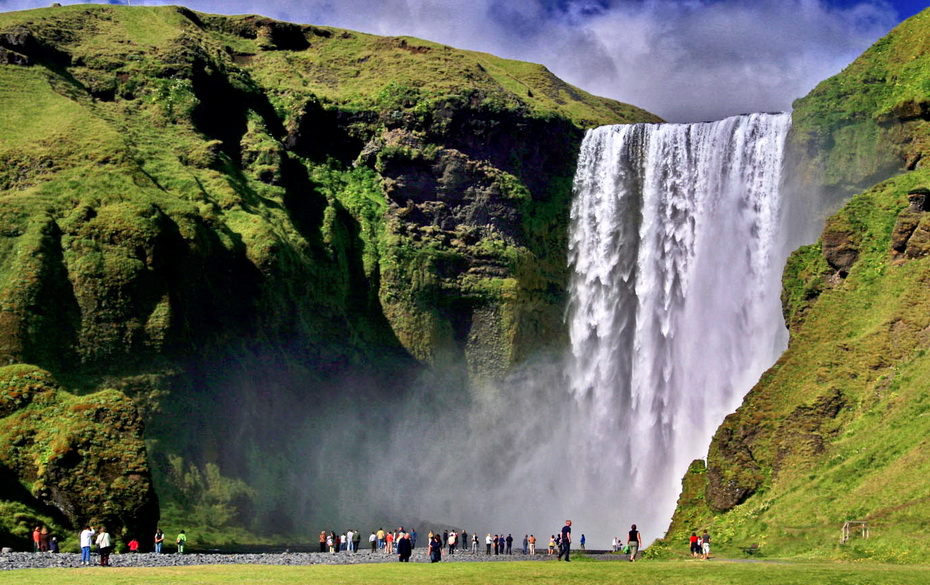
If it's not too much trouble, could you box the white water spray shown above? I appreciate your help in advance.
[566,113,792,537]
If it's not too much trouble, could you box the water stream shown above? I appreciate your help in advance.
[564,113,793,537]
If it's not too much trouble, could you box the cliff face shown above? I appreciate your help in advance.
[0,4,659,545]
[662,8,930,562]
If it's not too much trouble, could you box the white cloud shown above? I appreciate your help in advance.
[0,0,901,121]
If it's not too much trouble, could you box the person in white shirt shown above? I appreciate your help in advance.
[79,526,95,565]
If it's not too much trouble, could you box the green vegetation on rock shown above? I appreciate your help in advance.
[0,3,659,546]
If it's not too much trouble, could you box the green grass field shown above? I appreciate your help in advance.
[1,560,929,585]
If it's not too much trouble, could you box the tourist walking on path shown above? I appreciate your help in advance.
[176,530,187,554]
[155,528,164,553]
[79,525,94,565]
[557,520,572,562]
[627,524,642,562]
[690,532,699,557]
[701,530,711,560]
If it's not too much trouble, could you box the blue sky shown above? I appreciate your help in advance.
[0,1,926,121]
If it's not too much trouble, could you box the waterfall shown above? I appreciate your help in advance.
[566,113,792,535]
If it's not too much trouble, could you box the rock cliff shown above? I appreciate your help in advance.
[0,4,659,546]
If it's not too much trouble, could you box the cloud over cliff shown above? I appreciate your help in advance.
[0,0,902,121]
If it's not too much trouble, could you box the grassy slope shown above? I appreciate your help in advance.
[661,7,930,564]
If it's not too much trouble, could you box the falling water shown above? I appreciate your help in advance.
[566,113,793,536]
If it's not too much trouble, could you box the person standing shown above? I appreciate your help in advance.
[529,534,536,555]
[472,533,479,553]
[346,529,354,552]
[627,524,642,562]
[486,533,492,555]
[95,526,111,566]
[39,527,50,552]
[369,531,377,552]
[79,525,95,566]
[397,532,412,562]
[580,534,586,551]
[506,533,513,554]
[557,520,572,562]
[447,530,456,555]
[32,526,40,553]
[522,534,529,555]
[411,528,418,549]
[429,534,442,562]
[154,528,165,553]
[461,530,467,552]
[701,530,711,560]
[353,529,361,552]
[176,530,187,554]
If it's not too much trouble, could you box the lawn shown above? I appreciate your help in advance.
[1,560,929,585]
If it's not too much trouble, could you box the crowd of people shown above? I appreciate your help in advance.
[26,520,670,563]
[314,520,652,563]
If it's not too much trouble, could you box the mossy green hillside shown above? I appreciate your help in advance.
[661,168,930,563]
[789,7,930,198]
[0,4,658,544]
[0,364,156,550]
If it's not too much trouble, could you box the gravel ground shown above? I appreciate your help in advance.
[2,549,619,570]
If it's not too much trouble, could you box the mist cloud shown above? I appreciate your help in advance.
[0,0,901,121]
